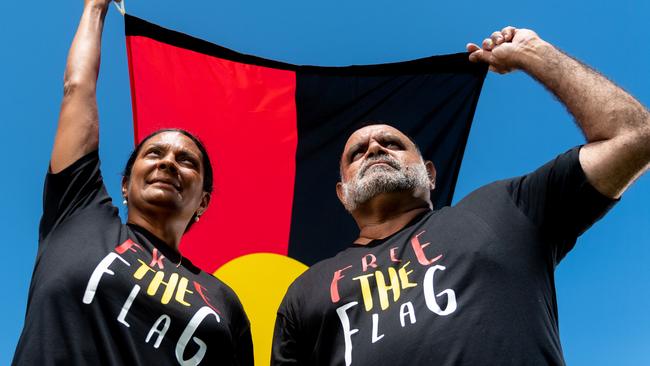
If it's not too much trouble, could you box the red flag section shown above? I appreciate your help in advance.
[127,35,298,272]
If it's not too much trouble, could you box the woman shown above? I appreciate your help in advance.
[12,1,253,365]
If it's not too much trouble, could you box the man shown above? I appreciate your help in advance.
[270,27,650,365]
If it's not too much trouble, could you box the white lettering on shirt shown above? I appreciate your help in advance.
[117,284,141,327]
[146,314,171,349]
[82,252,130,304]
[423,265,457,316]
[175,306,221,366]
[336,301,359,366]
[399,301,417,327]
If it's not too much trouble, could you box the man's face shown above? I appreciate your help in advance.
[337,124,435,211]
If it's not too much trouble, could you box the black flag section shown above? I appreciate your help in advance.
[289,56,487,264]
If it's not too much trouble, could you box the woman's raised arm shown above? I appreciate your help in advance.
[50,0,117,173]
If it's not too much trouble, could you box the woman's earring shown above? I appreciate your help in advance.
[195,214,201,222]
[122,197,128,205]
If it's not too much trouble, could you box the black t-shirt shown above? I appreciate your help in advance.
[272,147,616,366]
[13,151,253,366]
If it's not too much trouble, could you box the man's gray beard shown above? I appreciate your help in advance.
[341,156,430,212]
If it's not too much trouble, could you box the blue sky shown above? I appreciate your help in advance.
[3,0,648,364]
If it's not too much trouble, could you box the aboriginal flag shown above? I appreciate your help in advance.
[125,14,486,363]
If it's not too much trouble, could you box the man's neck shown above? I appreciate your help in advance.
[351,192,431,245]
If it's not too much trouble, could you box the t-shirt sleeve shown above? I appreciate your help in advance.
[39,150,110,241]
[271,289,303,365]
[507,146,617,262]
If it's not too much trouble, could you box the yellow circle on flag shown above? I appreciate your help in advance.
[215,253,308,366]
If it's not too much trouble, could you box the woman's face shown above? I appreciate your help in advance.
[122,131,210,223]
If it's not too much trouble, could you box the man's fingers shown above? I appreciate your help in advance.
[467,26,520,73]
[468,25,517,63]
[501,26,516,41]
[482,38,494,51]
[466,43,483,63]
[468,50,480,63]
[468,48,491,64]
[466,43,480,53]
[490,31,504,46]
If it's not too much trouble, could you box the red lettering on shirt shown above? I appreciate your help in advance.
[362,254,378,272]
[410,231,442,266]
[115,239,144,255]
[331,265,353,303]
[193,281,221,315]
[390,247,402,263]
[149,248,166,269]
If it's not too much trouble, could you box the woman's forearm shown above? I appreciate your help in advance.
[51,1,110,173]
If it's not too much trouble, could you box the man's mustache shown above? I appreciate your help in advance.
[358,156,401,177]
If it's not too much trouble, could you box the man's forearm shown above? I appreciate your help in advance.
[468,27,649,197]
[517,39,650,197]
[516,39,650,144]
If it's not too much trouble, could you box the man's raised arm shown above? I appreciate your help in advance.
[467,27,650,199]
